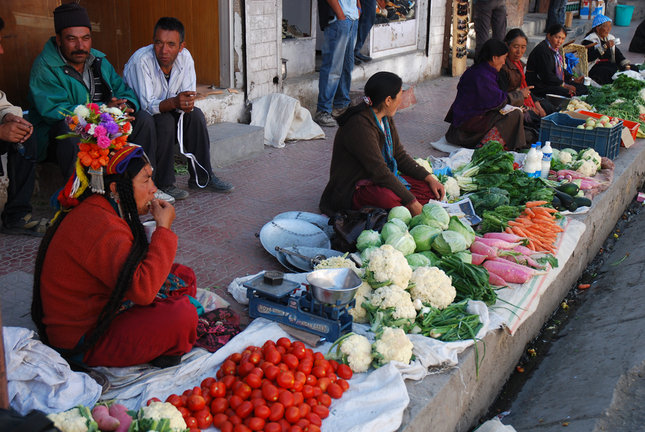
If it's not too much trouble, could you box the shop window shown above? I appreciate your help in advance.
[281,0,316,78]
[369,0,419,58]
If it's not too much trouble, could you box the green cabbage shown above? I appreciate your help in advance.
[452,250,472,264]
[356,229,382,251]
[409,224,442,252]
[406,253,432,269]
[388,206,412,225]
[447,216,476,247]
[360,246,379,263]
[419,250,442,266]
[432,230,468,256]
[386,231,417,256]
[381,221,406,242]
[422,203,450,230]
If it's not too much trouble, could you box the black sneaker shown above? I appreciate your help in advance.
[355,52,372,62]
[1,214,47,237]
[161,186,189,200]
[189,175,234,193]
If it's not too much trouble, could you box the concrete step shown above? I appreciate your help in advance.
[524,13,594,54]
[207,122,265,169]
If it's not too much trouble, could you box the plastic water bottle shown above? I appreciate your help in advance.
[523,144,540,178]
[541,141,553,179]
[534,143,543,179]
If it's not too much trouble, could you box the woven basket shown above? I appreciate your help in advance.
[561,43,589,77]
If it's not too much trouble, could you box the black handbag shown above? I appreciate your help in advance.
[0,409,61,432]
[329,207,388,253]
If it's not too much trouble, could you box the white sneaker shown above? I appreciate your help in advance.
[154,189,175,204]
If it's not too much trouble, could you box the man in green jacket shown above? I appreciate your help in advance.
[27,3,159,195]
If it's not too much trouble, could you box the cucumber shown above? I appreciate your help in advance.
[574,196,592,208]
[554,190,578,212]
[552,195,562,210]
[557,182,580,196]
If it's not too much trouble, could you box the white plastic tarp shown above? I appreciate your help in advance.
[251,93,325,148]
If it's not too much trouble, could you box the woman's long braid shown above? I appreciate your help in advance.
[72,179,149,354]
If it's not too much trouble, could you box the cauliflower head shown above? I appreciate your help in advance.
[578,148,601,169]
[414,157,432,174]
[372,326,414,366]
[366,244,412,288]
[47,407,96,432]
[409,266,456,309]
[349,281,373,323]
[558,150,573,165]
[369,284,417,320]
[314,256,364,277]
[141,402,187,431]
[573,159,597,177]
[339,333,373,373]
[443,176,460,201]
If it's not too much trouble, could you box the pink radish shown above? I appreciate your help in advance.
[498,252,543,269]
[513,245,537,256]
[470,241,498,260]
[483,259,534,284]
[92,405,120,431]
[488,270,507,287]
[474,236,520,250]
[471,252,486,265]
[108,404,132,432]
[483,232,526,243]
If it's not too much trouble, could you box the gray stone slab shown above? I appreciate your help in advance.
[207,122,264,168]
[0,271,35,331]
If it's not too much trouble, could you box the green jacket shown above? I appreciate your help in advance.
[27,37,140,160]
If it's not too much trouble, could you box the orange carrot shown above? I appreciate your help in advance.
[525,201,548,207]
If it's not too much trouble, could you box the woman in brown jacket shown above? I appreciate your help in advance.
[319,72,444,217]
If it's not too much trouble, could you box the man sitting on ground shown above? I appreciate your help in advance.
[124,17,233,196]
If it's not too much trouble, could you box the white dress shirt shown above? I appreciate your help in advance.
[123,44,196,115]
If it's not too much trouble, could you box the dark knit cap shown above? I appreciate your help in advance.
[54,3,91,33]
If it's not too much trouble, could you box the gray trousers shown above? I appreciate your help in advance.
[473,0,507,56]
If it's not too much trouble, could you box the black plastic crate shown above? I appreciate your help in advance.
[539,112,622,159]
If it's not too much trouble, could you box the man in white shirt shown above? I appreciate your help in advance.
[124,17,233,199]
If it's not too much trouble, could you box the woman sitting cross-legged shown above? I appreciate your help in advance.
[319,71,445,217]
[444,39,529,150]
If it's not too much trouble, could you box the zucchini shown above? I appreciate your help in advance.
[552,195,562,210]
[574,196,592,208]
[557,182,580,196]
[554,190,578,212]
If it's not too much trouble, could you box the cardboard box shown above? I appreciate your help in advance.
[564,110,639,148]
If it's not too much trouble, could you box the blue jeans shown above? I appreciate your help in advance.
[355,0,376,55]
[317,18,358,113]
[546,0,566,30]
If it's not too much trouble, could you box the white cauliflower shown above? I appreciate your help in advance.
[577,148,601,169]
[369,284,417,320]
[573,159,597,177]
[314,256,364,277]
[336,333,373,373]
[365,244,412,288]
[409,266,456,309]
[443,176,460,201]
[349,281,373,323]
[372,326,414,367]
[414,157,432,174]
[558,150,574,165]
[47,407,96,432]
[139,402,187,431]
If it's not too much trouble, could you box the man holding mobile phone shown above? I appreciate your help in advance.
[124,17,233,199]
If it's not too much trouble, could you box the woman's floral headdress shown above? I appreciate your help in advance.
[58,102,133,201]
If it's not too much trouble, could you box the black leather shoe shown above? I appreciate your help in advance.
[355,52,372,62]
[189,175,234,193]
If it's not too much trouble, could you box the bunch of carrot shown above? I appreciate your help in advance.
[504,201,563,253]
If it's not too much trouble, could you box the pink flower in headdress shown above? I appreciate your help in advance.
[93,125,107,137]
[97,135,111,149]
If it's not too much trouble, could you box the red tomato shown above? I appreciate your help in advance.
[212,412,228,428]
[146,397,161,406]
[282,353,299,370]
[311,386,322,397]
[328,372,337,383]
[192,386,202,396]
[263,339,276,349]
[222,374,236,390]
[250,389,263,400]
[238,361,255,377]
[235,400,254,419]
[284,406,300,424]
[336,364,353,380]
[211,397,229,414]
[183,389,193,397]
[229,414,242,425]
[306,425,321,432]
[254,404,271,419]
[250,367,264,377]
[265,422,282,432]
[276,345,286,355]
[313,352,324,361]
[263,347,282,365]
[296,418,310,429]
[328,359,339,372]
[251,398,266,408]
[312,404,329,419]
[246,416,265,431]
[327,382,343,399]
[290,341,306,359]
[306,412,322,426]
[279,418,291,431]
[277,371,295,389]
[166,394,184,408]
[265,364,280,381]
[249,351,262,365]
[278,390,295,408]
[289,425,303,432]
[297,358,313,375]
[185,416,198,428]
[316,377,330,392]
[276,337,292,350]
[220,421,234,432]
[337,378,350,392]
[228,352,242,363]
[302,385,315,399]
[262,383,279,402]
[268,402,285,422]
[209,381,227,398]
[303,348,314,360]
[234,424,252,432]
[229,394,244,410]
[201,377,216,388]
[194,409,212,429]
[221,359,237,376]
[305,374,317,386]
[311,366,327,379]
[298,403,311,419]
[292,391,304,406]
[317,393,332,407]
[177,406,190,419]
[245,373,262,389]
[235,382,253,400]
[293,372,306,392]
[187,394,206,412]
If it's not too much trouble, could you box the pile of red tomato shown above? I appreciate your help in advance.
[149,337,353,432]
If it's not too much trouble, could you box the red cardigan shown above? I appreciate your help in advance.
[40,195,178,350]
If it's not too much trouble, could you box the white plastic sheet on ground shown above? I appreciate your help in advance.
[4,327,102,415]
[250,93,325,148]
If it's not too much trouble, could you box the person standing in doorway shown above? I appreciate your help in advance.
[314,0,361,127]
[473,0,508,56]
[354,0,386,64]
[546,0,567,32]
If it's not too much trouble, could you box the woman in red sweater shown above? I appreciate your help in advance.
[32,140,198,368]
